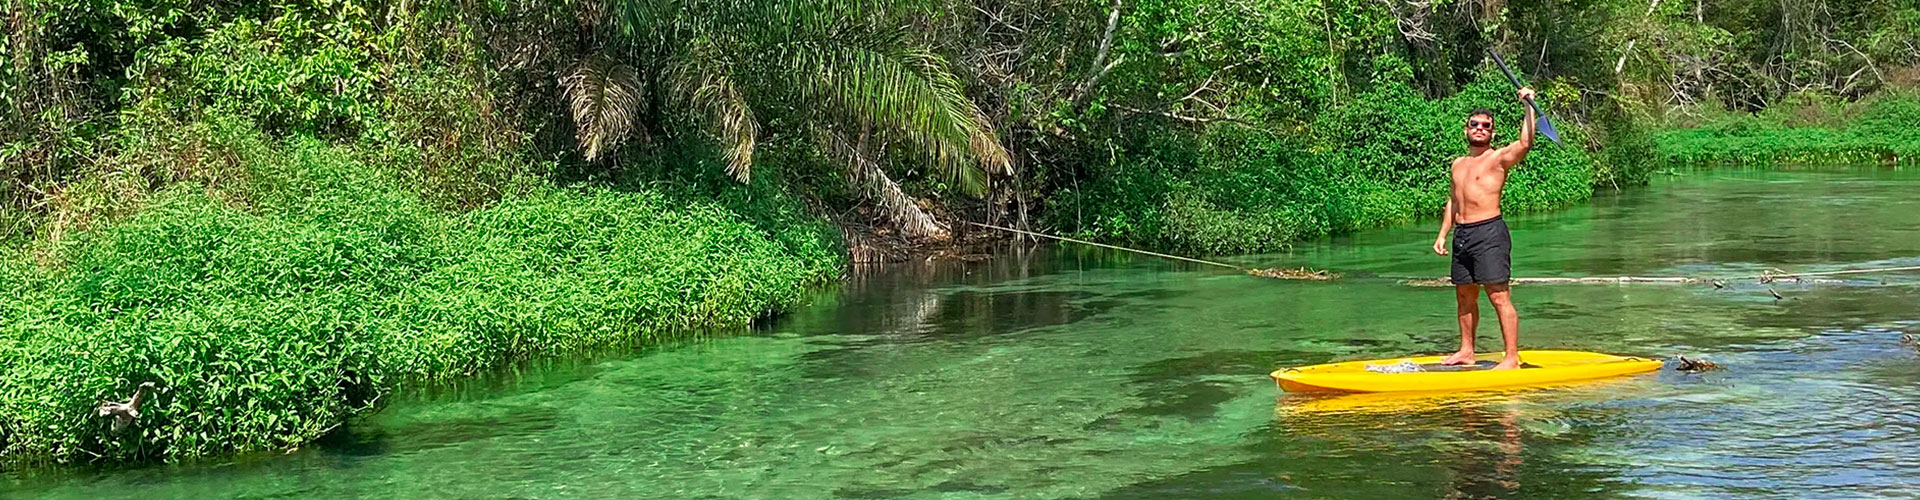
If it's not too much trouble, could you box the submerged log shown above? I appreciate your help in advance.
[1247,268,1338,281]
[1401,276,1699,287]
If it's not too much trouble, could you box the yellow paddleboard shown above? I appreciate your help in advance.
[1271,350,1663,393]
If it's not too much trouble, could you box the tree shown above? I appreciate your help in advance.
[558,0,1010,240]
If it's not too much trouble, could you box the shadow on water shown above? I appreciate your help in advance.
[792,244,1189,341]
[1096,385,1643,500]
[1110,350,1324,422]
[776,244,1192,378]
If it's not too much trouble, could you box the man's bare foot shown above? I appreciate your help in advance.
[1492,356,1523,370]
[1440,349,1478,365]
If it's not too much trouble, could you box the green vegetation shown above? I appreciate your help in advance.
[1,130,838,464]
[1656,92,1920,167]
[8,0,1918,251]
[3,0,1917,465]
[1053,77,1599,254]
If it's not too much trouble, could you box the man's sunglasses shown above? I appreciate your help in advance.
[1466,120,1494,130]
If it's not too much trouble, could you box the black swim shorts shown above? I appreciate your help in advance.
[1450,215,1511,285]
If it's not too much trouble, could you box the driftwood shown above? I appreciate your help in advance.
[1402,274,1862,287]
[1402,276,1699,287]
[1675,355,1721,373]
[1246,268,1338,281]
[97,382,156,432]
[1763,265,1920,281]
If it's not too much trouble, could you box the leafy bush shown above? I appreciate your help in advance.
[379,66,554,212]
[1157,191,1304,255]
[602,142,847,267]
[0,139,839,464]
[1655,92,1920,167]
[134,4,387,139]
[1854,92,1920,158]
[1591,105,1659,189]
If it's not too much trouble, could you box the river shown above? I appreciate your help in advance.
[8,167,1920,499]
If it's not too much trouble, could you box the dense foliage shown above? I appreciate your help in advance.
[0,131,838,463]
[6,0,1918,248]
[1052,76,1598,254]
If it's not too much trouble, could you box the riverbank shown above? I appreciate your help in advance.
[1655,92,1920,168]
[0,133,841,465]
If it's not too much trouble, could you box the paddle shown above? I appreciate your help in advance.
[1486,50,1562,145]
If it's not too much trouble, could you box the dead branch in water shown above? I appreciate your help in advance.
[1675,355,1721,373]
[1247,268,1339,281]
[1400,276,1700,287]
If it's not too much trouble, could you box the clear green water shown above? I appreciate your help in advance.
[9,167,1920,499]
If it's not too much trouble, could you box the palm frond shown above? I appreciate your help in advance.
[610,0,699,46]
[780,41,1010,193]
[571,0,611,34]
[902,49,1012,176]
[559,55,644,162]
[814,127,948,240]
[673,64,759,181]
[601,0,1008,193]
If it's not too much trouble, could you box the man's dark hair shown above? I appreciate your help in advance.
[1468,108,1496,122]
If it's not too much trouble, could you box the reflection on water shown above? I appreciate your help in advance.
[8,167,1920,499]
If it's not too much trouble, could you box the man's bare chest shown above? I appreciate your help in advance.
[1451,162,1508,187]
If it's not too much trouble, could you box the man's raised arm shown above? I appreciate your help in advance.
[1502,87,1537,168]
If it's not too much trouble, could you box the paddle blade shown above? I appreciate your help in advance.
[1534,107,1563,144]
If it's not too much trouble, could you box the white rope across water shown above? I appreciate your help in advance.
[965,221,1339,279]
[963,221,1245,270]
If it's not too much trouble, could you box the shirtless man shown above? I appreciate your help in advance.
[1433,87,1536,370]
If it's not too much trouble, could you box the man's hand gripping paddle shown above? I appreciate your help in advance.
[1487,50,1562,145]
